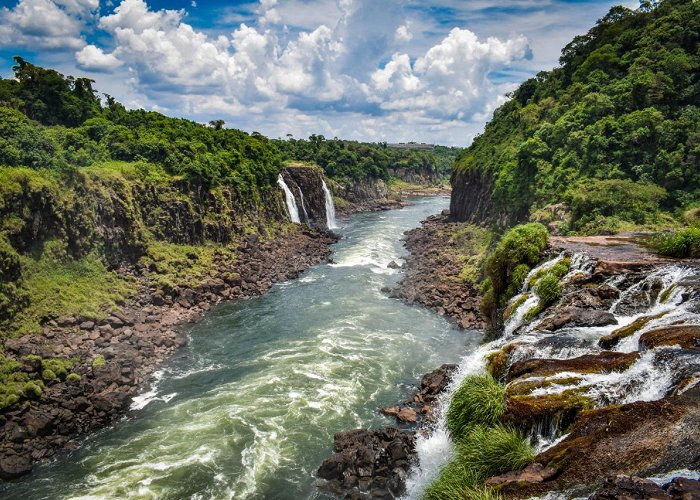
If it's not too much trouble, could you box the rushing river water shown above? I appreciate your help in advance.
[3,197,481,500]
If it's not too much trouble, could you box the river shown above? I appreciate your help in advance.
[2,197,481,499]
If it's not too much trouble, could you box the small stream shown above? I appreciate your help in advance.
[2,197,482,499]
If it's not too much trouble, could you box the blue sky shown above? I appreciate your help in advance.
[0,0,638,145]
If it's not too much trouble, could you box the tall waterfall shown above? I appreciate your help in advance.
[403,255,700,498]
[322,179,337,229]
[277,174,301,223]
[297,186,309,223]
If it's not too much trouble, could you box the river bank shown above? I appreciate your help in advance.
[388,217,700,498]
[0,225,338,480]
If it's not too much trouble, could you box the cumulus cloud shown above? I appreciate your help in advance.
[369,28,530,119]
[0,0,96,50]
[76,44,123,71]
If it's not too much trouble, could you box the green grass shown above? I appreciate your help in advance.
[141,241,236,291]
[447,374,506,437]
[452,226,493,285]
[535,274,562,308]
[423,424,534,499]
[648,228,700,258]
[8,240,136,337]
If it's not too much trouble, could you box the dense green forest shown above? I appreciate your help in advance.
[454,0,699,234]
[0,57,454,188]
[274,136,458,182]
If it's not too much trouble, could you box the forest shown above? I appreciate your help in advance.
[454,0,699,234]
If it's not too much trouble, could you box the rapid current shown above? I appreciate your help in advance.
[2,197,481,499]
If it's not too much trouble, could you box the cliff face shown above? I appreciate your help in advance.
[0,170,288,268]
[281,165,328,229]
[449,167,498,224]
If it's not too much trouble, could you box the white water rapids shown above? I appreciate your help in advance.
[404,255,700,498]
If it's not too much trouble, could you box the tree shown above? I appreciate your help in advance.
[209,119,225,130]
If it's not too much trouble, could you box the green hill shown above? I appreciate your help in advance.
[450,0,699,235]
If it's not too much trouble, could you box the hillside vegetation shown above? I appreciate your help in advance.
[452,0,699,234]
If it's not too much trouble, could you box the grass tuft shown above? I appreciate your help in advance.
[447,374,506,437]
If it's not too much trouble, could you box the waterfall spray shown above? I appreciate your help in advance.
[321,179,337,229]
[277,174,301,223]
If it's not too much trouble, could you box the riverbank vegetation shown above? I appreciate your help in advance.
[425,374,534,500]
[452,0,699,234]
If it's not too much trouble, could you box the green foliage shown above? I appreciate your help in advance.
[535,274,563,307]
[66,372,81,382]
[92,355,105,369]
[9,241,135,336]
[456,425,535,478]
[565,179,667,233]
[447,374,506,438]
[275,136,460,182]
[649,227,700,257]
[452,225,493,284]
[424,425,534,499]
[485,223,549,305]
[456,0,700,229]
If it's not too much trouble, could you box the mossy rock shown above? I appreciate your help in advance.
[598,311,670,349]
[503,390,594,434]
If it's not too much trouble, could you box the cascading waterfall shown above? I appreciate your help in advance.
[322,179,337,229]
[277,174,301,223]
[297,186,309,223]
[404,255,700,499]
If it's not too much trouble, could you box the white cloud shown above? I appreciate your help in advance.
[369,28,529,119]
[395,24,413,43]
[0,0,95,50]
[76,44,123,71]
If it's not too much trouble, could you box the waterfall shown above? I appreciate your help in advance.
[403,256,700,499]
[297,186,309,223]
[321,179,337,229]
[277,174,301,223]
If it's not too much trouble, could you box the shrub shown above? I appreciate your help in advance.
[66,372,81,382]
[42,369,57,381]
[447,374,506,438]
[535,274,562,307]
[485,223,549,303]
[649,228,700,258]
[565,179,667,233]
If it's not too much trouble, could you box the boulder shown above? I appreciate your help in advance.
[536,307,617,332]
[506,351,639,382]
[639,325,700,351]
[591,475,670,499]
[663,476,700,498]
[0,454,32,480]
[486,463,557,488]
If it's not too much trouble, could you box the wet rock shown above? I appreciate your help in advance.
[419,363,457,402]
[318,428,415,498]
[599,311,671,349]
[506,351,640,382]
[639,325,700,351]
[397,408,417,423]
[506,387,700,498]
[387,261,400,269]
[590,475,671,499]
[0,453,32,480]
[536,307,617,332]
[485,463,557,488]
[663,476,700,498]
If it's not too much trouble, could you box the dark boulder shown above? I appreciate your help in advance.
[536,307,617,332]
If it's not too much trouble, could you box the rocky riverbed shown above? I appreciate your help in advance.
[321,216,700,499]
[390,213,484,330]
[0,226,338,480]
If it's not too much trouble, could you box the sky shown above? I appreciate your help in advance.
[0,0,638,146]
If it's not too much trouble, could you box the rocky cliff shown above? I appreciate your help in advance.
[281,165,329,229]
